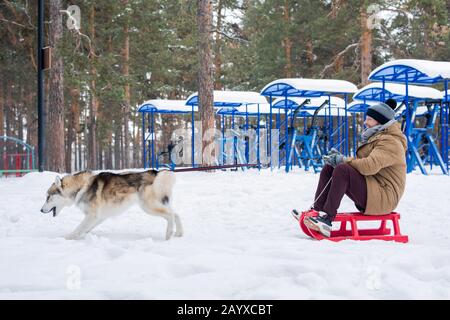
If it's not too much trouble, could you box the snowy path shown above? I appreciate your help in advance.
[1,169,450,299]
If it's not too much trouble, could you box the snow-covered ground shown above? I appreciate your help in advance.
[1,168,449,299]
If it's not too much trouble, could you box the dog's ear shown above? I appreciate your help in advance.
[55,176,62,189]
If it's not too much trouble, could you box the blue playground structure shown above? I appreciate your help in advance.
[139,92,268,171]
[186,90,268,169]
[137,60,450,176]
[216,103,272,169]
[368,60,450,175]
[138,100,197,170]
[259,78,357,172]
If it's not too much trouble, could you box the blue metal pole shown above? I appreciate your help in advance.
[232,112,236,164]
[328,96,332,151]
[151,111,155,169]
[142,112,146,168]
[245,105,249,163]
[344,94,349,156]
[257,104,260,169]
[284,94,289,172]
[191,107,195,168]
[269,94,273,169]
[405,74,411,172]
[277,107,281,169]
[352,112,357,157]
[444,80,449,172]
[265,114,269,160]
[221,112,225,165]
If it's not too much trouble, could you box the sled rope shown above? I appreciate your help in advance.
[310,177,332,209]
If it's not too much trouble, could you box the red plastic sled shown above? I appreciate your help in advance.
[299,210,409,243]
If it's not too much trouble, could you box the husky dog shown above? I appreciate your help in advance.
[40,170,183,240]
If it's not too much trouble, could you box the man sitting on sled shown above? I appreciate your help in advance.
[294,100,407,237]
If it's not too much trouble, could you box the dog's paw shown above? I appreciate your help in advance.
[64,233,80,240]
[165,232,174,241]
[175,230,183,237]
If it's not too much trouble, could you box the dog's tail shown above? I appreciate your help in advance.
[153,170,176,205]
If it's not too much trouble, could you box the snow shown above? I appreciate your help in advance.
[1,169,450,299]
[354,82,443,101]
[185,91,268,107]
[260,78,358,97]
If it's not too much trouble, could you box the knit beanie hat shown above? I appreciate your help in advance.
[366,102,396,125]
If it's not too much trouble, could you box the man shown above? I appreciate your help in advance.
[297,101,407,237]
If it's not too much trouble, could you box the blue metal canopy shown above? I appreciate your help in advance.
[369,59,450,84]
[353,83,443,102]
[185,91,267,107]
[260,78,357,97]
[138,100,196,114]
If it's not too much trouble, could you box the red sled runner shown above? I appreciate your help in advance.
[299,210,409,243]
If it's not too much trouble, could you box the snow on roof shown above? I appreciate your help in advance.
[369,59,450,84]
[272,96,346,109]
[260,78,358,97]
[185,91,267,107]
[353,82,443,102]
[138,100,197,113]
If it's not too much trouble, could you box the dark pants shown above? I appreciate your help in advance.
[313,164,367,220]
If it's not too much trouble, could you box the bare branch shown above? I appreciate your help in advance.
[0,16,29,28]
[319,43,359,78]
[210,28,249,43]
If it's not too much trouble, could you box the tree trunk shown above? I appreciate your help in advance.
[0,83,4,137]
[88,4,98,170]
[360,4,372,86]
[122,0,131,169]
[66,88,80,172]
[214,0,223,90]
[105,128,113,169]
[5,81,13,169]
[47,0,65,172]
[282,0,293,78]
[306,38,315,65]
[197,0,215,166]
[114,121,122,169]
[25,86,37,151]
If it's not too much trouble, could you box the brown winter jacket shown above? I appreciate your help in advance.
[345,122,407,215]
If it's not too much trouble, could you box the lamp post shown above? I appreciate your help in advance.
[37,0,45,171]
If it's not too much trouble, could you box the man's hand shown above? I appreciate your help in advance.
[323,148,346,167]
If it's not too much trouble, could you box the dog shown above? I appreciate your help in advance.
[40,170,183,240]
